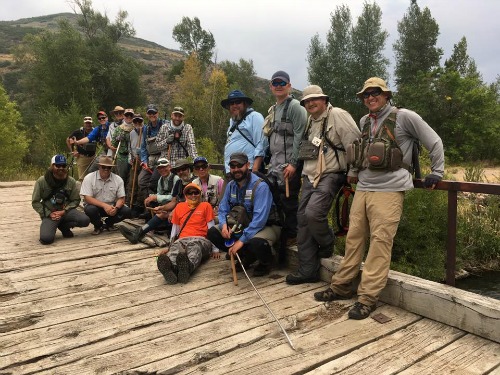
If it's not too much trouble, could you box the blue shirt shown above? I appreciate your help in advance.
[218,172,273,244]
[140,119,165,163]
[224,109,267,173]
[87,122,109,144]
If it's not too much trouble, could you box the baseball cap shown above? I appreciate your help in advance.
[51,154,67,165]
[83,116,93,123]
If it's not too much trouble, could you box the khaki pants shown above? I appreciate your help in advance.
[331,191,404,306]
[76,154,95,182]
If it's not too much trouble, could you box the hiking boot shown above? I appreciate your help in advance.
[157,254,177,285]
[61,229,74,238]
[318,244,334,258]
[103,223,118,231]
[348,302,376,320]
[92,226,103,235]
[314,288,352,302]
[176,252,194,284]
[252,262,271,277]
[285,272,320,285]
[119,226,143,244]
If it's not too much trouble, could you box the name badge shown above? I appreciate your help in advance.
[244,190,252,200]
[312,136,322,147]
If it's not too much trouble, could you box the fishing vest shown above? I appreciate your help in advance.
[347,108,411,172]
[263,97,293,169]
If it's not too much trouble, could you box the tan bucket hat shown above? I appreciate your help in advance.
[357,77,392,99]
[300,85,329,106]
[97,156,115,167]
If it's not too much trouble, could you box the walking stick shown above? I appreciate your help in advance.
[230,253,238,285]
[285,177,289,198]
[129,126,143,207]
[235,253,296,350]
[112,139,122,165]
[81,143,103,177]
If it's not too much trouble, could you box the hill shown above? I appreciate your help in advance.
[0,13,185,105]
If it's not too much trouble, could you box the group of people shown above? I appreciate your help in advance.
[32,72,444,321]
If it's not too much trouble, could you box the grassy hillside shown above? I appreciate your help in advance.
[0,13,185,105]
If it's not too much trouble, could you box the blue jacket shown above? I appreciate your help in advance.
[87,122,109,144]
[218,172,273,244]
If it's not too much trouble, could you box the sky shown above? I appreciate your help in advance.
[2,0,499,91]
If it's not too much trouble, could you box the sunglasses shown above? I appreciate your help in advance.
[185,190,201,196]
[177,166,190,171]
[229,162,245,169]
[124,113,134,117]
[362,88,383,99]
[100,166,112,170]
[194,164,208,170]
[98,117,107,120]
[54,164,67,169]
[229,100,243,106]
[147,111,158,115]
[272,80,287,87]
[133,119,144,123]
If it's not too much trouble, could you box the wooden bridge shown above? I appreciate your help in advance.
[1,181,499,374]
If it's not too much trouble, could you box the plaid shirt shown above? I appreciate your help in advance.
[156,121,198,164]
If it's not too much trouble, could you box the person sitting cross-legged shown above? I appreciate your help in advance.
[156,183,218,284]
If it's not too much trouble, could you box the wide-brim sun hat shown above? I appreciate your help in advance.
[356,77,392,99]
[97,156,115,167]
[220,90,253,109]
[300,85,329,106]
[172,158,192,170]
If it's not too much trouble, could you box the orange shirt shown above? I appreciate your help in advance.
[171,201,214,239]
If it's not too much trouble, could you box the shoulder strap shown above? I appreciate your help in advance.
[280,97,293,122]
[174,207,197,241]
[230,110,256,147]
[321,110,345,167]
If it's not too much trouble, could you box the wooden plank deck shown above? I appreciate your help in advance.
[1,181,500,375]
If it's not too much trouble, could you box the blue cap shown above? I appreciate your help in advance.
[193,156,208,165]
[51,154,67,165]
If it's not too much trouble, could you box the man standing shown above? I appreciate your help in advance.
[66,116,95,182]
[313,77,444,320]
[207,153,280,277]
[156,183,217,284]
[128,113,145,215]
[155,106,198,166]
[80,156,132,234]
[32,155,90,244]
[286,85,361,285]
[264,70,308,257]
[111,108,135,187]
[106,105,125,157]
[69,111,110,174]
[138,104,165,204]
[221,90,267,173]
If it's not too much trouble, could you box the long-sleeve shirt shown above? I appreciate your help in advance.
[140,120,164,164]
[32,174,80,218]
[355,105,445,192]
[155,121,198,163]
[224,109,267,173]
[217,172,273,244]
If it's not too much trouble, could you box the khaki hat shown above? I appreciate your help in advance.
[113,105,125,113]
[83,116,93,123]
[300,85,329,106]
[97,156,115,167]
[356,77,392,99]
[172,106,185,115]
[124,108,134,115]
[172,158,192,170]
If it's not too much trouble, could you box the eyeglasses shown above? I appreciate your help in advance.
[229,100,243,106]
[362,88,383,99]
[124,113,134,117]
[133,119,144,123]
[177,166,190,171]
[100,166,112,170]
[98,117,107,120]
[272,80,287,87]
[147,111,158,115]
[54,164,67,169]
[194,164,208,170]
[185,190,201,196]
[229,162,245,169]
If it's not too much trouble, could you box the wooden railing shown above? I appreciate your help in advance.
[413,179,500,286]
[208,163,499,286]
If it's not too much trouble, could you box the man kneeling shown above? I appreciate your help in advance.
[156,183,219,284]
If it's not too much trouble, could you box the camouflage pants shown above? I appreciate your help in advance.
[167,236,212,268]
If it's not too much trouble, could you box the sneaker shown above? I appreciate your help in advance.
[39,239,51,245]
[92,226,103,235]
[157,254,177,285]
[252,262,271,277]
[104,223,118,232]
[348,302,376,320]
[285,272,320,285]
[314,288,352,302]
[176,252,194,284]
[118,226,143,244]
[61,229,74,238]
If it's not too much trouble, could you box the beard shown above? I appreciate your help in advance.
[230,168,248,182]
[230,107,246,122]
[53,168,68,180]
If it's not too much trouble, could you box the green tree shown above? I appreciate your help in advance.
[393,0,443,88]
[444,36,480,79]
[203,67,229,155]
[0,83,29,178]
[172,17,215,66]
